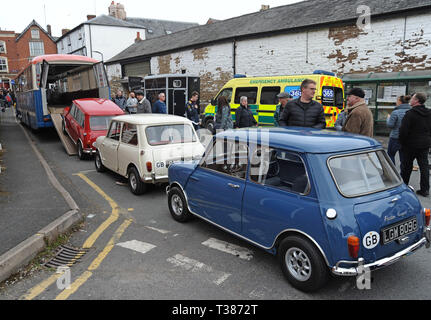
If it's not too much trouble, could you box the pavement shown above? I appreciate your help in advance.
[0,107,83,283]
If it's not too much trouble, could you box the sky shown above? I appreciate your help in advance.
[1,0,303,37]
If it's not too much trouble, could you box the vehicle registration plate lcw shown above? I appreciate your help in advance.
[382,218,418,245]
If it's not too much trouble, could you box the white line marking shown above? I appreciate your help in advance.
[167,254,231,286]
[202,238,254,261]
[145,226,170,234]
[116,240,156,255]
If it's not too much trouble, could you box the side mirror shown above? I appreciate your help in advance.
[64,107,70,115]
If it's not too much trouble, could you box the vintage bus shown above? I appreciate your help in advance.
[15,54,110,130]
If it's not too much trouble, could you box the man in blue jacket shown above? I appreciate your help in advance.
[153,93,167,114]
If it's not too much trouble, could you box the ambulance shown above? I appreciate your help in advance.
[201,71,345,130]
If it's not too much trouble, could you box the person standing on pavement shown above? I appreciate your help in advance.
[274,92,292,127]
[186,91,201,130]
[235,96,258,129]
[135,90,152,114]
[113,90,127,112]
[279,79,326,129]
[214,96,233,132]
[399,93,431,197]
[126,91,138,114]
[386,95,412,166]
[153,93,167,114]
[342,88,374,137]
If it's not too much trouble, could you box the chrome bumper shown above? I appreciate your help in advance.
[332,228,431,277]
[83,148,97,154]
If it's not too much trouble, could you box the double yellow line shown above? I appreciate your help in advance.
[21,173,132,300]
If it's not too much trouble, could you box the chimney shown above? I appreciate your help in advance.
[47,24,52,36]
[87,15,96,21]
[260,5,270,11]
[135,32,142,43]
[62,29,70,35]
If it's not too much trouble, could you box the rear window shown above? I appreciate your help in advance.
[328,151,402,197]
[146,124,197,146]
[90,116,116,131]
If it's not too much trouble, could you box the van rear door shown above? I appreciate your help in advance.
[93,62,110,100]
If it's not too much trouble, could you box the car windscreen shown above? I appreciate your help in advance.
[328,150,402,197]
[146,124,197,146]
[90,116,115,131]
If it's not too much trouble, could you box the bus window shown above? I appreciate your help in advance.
[260,87,281,105]
[334,87,344,109]
[216,88,233,104]
[234,87,258,104]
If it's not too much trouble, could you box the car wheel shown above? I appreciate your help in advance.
[77,141,86,160]
[128,166,146,195]
[278,236,329,293]
[168,186,193,223]
[95,151,106,173]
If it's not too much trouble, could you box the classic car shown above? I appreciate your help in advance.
[166,127,431,292]
[94,114,205,195]
[62,98,124,159]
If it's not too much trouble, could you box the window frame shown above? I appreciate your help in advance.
[107,121,122,142]
[248,146,311,196]
[0,41,6,54]
[120,122,139,147]
[234,87,258,105]
[260,86,281,105]
[29,41,45,57]
[0,57,8,73]
[145,124,198,146]
[215,88,233,104]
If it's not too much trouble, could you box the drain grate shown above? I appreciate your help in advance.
[44,245,90,268]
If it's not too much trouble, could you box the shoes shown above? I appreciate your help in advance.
[416,190,430,197]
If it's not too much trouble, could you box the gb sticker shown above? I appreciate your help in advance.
[363,231,380,250]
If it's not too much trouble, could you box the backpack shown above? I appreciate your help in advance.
[6,95,12,102]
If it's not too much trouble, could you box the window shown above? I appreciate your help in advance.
[31,29,40,39]
[29,41,45,56]
[321,86,345,108]
[69,104,77,119]
[250,147,310,195]
[260,87,281,105]
[234,87,258,104]
[121,123,139,146]
[200,139,249,180]
[0,41,6,54]
[75,109,85,128]
[90,116,116,131]
[0,57,8,72]
[146,124,197,146]
[107,121,122,141]
[215,88,233,104]
[328,151,402,198]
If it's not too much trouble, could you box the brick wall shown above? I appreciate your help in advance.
[0,31,18,87]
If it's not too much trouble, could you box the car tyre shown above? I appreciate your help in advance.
[77,141,87,160]
[95,151,106,173]
[128,166,146,195]
[278,236,329,292]
[168,186,193,223]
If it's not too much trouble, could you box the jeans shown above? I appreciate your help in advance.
[400,147,430,192]
[387,138,403,167]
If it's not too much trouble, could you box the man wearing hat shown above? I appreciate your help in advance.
[342,88,374,137]
[274,92,292,127]
[135,90,152,114]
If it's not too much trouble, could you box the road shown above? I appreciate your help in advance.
[1,125,431,301]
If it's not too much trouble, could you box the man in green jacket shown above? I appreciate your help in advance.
[274,92,292,127]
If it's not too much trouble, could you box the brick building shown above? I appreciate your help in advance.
[0,20,57,89]
[106,0,431,107]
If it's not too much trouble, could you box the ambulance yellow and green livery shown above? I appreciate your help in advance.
[202,71,345,130]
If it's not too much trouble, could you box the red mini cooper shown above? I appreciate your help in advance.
[62,99,124,159]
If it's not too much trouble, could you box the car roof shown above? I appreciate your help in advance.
[217,127,381,154]
[111,114,195,125]
[73,99,125,116]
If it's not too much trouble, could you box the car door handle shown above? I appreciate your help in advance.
[228,183,240,189]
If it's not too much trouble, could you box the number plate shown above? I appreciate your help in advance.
[381,218,418,245]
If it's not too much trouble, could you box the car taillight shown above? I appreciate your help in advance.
[424,208,431,226]
[347,236,360,259]
[146,162,152,173]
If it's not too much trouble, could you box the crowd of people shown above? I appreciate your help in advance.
[112,82,430,198]
[0,88,15,112]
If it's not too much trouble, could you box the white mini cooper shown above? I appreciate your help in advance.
[94,114,205,195]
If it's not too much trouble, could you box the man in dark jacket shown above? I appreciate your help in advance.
[113,90,127,111]
[279,79,326,129]
[235,96,257,128]
[399,93,431,197]
[186,91,201,129]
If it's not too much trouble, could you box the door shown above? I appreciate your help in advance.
[185,139,249,234]
[101,121,122,172]
[93,62,110,99]
[173,90,186,117]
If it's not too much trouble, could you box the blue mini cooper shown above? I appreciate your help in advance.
[166,128,431,292]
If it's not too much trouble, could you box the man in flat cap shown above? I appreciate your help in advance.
[274,92,292,127]
[342,88,374,137]
[135,90,152,114]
